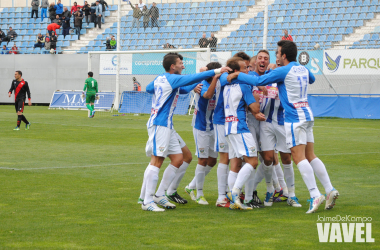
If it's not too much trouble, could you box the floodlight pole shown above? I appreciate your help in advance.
[263,0,268,49]
[115,0,121,111]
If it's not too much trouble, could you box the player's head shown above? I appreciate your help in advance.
[163,52,184,74]
[15,71,22,80]
[88,71,93,77]
[227,57,247,74]
[277,40,297,66]
[205,61,222,83]
[233,52,251,68]
[248,56,257,72]
[255,49,270,75]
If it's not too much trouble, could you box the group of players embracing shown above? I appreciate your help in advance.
[138,40,340,214]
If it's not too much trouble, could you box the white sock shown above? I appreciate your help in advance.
[167,162,189,195]
[310,158,334,194]
[297,159,320,198]
[155,164,178,197]
[139,165,150,200]
[252,162,265,191]
[205,165,213,176]
[244,168,256,202]
[228,170,238,191]
[233,163,254,190]
[272,167,281,192]
[263,162,274,193]
[275,163,288,195]
[143,165,160,204]
[217,163,228,201]
[188,176,196,189]
[195,164,206,198]
[283,162,295,197]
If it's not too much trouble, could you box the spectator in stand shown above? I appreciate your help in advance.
[138,0,145,10]
[52,14,61,24]
[1,45,9,54]
[150,2,159,28]
[7,27,17,44]
[47,22,60,37]
[281,29,293,41]
[163,43,170,49]
[208,33,217,52]
[62,7,71,19]
[10,44,18,54]
[31,0,39,20]
[130,1,141,29]
[44,34,51,53]
[110,36,116,49]
[71,2,83,17]
[90,3,97,24]
[74,12,84,39]
[50,31,57,53]
[133,77,141,91]
[40,0,49,22]
[105,37,111,49]
[0,29,7,43]
[59,14,70,38]
[49,2,56,23]
[54,0,64,17]
[95,0,103,29]
[198,33,208,48]
[99,0,108,24]
[141,5,150,30]
[82,1,91,25]
[34,33,45,48]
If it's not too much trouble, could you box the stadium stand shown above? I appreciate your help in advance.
[1,0,380,53]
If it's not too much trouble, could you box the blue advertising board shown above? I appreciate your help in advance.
[49,91,115,109]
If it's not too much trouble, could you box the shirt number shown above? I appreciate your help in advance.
[297,76,308,99]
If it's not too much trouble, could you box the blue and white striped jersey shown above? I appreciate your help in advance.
[191,80,216,131]
[238,62,315,123]
[146,71,216,129]
[223,83,256,135]
[212,76,225,125]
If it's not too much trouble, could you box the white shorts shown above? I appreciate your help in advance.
[260,122,291,153]
[146,125,182,158]
[174,130,186,149]
[285,121,315,149]
[247,118,261,151]
[226,133,258,159]
[213,124,229,153]
[193,128,218,159]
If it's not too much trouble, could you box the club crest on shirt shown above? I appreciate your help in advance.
[159,147,165,152]
[199,148,205,153]
[249,147,256,153]
[219,143,225,149]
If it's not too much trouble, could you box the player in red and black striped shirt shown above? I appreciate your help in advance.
[8,71,32,130]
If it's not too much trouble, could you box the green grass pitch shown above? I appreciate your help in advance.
[0,105,379,249]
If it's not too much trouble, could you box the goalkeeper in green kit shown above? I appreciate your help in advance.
[83,71,98,118]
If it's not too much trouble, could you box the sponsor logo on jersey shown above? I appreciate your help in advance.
[225,116,239,122]
[208,100,216,110]
[172,94,179,107]
[293,102,309,108]
[151,108,158,114]
[194,109,198,115]
[325,52,341,73]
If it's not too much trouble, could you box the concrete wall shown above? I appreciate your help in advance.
[0,54,87,103]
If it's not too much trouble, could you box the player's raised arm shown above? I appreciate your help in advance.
[202,74,219,99]
[179,82,201,94]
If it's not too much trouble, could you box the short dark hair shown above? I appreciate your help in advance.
[88,71,93,77]
[227,57,244,73]
[233,52,250,61]
[16,70,22,76]
[256,49,270,57]
[205,62,222,82]
[163,54,180,71]
[277,40,297,62]
[164,52,183,61]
